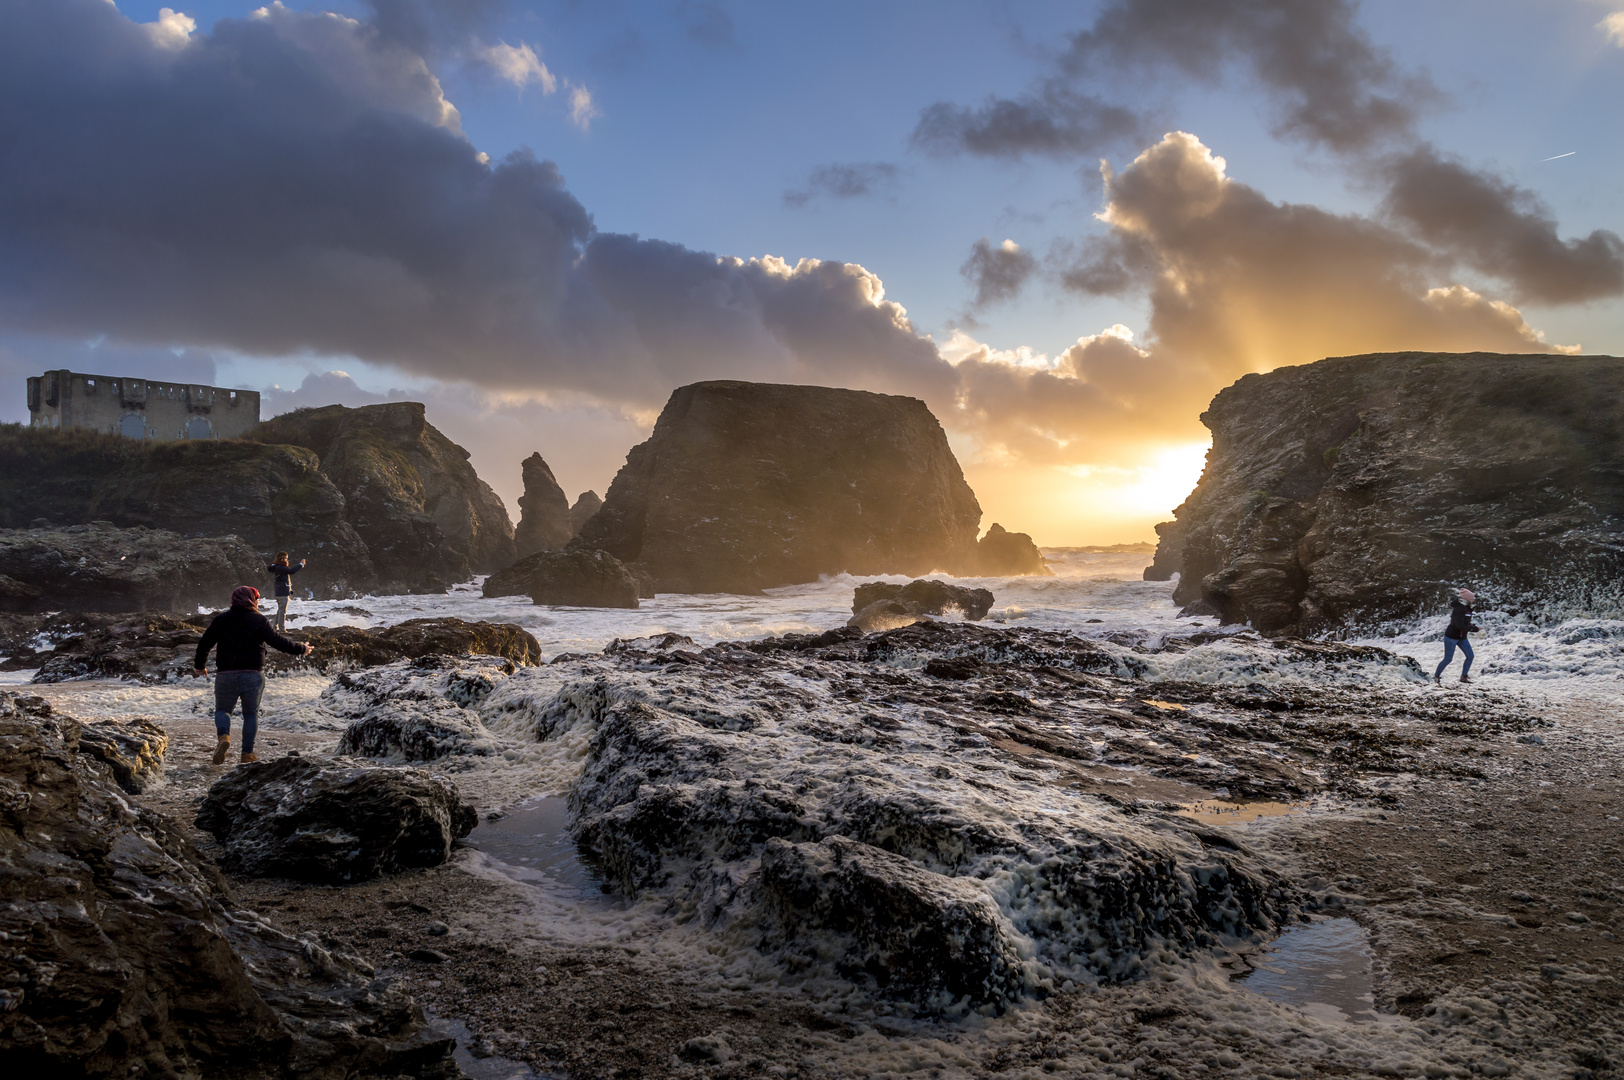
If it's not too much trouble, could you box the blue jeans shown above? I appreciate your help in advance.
[215,670,264,753]
[1435,636,1473,679]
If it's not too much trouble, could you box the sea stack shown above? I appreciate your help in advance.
[568,490,603,535]
[1148,352,1624,634]
[513,452,574,557]
[575,381,984,593]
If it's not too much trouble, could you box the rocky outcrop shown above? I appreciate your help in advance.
[574,381,984,593]
[196,755,478,883]
[1149,352,1624,634]
[0,693,459,1078]
[849,579,995,632]
[0,423,375,597]
[973,523,1050,576]
[258,403,515,590]
[22,612,538,683]
[0,523,265,614]
[480,547,640,608]
[513,452,573,557]
[569,490,603,535]
[76,718,169,794]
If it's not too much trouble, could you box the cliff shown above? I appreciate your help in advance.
[513,452,573,557]
[574,382,984,593]
[1149,352,1624,634]
[256,403,515,590]
[0,524,265,614]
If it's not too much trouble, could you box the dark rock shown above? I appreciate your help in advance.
[1178,598,1221,619]
[568,490,603,536]
[848,599,924,634]
[32,611,212,683]
[76,718,168,793]
[973,523,1050,576]
[0,612,46,669]
[0,523,265,614]
[256,402,516,588]
[1148,352,1624,634]
[0,422,376,597]
[574,381,984,593]
[195,755,478,883]
[513,452,573,557]
[852,579,995,621]
[407,949,449,964]
[273,617,542,673]
[482,547,640,608]
[0,692,459,1078]
[1142,518,1187,582]
[759,835,1027,1006]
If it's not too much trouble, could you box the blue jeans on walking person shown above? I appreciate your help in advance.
[1435,636,1473,680]
[215,670,264,754]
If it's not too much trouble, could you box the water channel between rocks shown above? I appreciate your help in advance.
[463,796,614,903]
[1235,917,1396,1024]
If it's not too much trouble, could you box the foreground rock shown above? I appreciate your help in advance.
[0,523,265,614]
[513,452,574,557]
[329,656,511,761]
[575,381,985,592]
[196,755,478,882]
[0,693,459,1078]
[1150,352,1624,633]
[77,717,169,793]
[25,612,539,682]
[258,402,515,590]
[850,578,995,632]
[480,546,640,608]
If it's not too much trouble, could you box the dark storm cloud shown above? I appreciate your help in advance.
[0,0,950,410]
[1381,146,1624,305]
[783,163,901,207]
[960,239,1039,311]
[913,0,1431,160]
[911,84,1144,160]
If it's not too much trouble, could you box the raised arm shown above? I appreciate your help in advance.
[258,619,306,657]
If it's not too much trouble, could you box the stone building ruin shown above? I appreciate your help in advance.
[26,370,260,441]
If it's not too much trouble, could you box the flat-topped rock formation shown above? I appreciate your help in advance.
[1148,352,1624,634]
[0,523,265,614]
[513,452,574,557]
[575,381,985,593]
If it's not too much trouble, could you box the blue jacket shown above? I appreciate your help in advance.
[267,561,303,597]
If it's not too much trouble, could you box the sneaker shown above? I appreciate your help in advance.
[240,751,260,764]
[212,736,231,765]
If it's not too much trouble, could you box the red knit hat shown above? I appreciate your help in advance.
[231,586,261,608]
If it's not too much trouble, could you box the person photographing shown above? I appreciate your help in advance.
[1434,587,1478,685]
[194,585,313,765]
[267,551,306,632]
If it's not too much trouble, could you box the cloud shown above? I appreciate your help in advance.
[912,0,1433,160]
[783,163,900,208]
[144,6,195,50]
[566,81,599,130]
[1602,11,1624,46]
[479,40,556,90]
[1380,146,1624,304]
[262,370,390,414]
[960,238,1038,311]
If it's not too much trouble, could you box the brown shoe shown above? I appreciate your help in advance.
[212,736,231,765]
[240,751,259,764]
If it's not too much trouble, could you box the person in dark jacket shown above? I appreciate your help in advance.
[193,585,312,764]
[1434,587,1478,685]
[267,551,306,631]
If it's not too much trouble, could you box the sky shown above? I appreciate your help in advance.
[2,0,1622,545]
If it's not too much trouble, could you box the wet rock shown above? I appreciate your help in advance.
[849,599,925,633]
[273,617,542,673]
[328,656,510,761]
[426,921,450,936]
[408,948,449,964]
[195,756,478,883]
[851,579,995,623]
[568,490,603,535]
[76,717,168,793]
[1150,352,1624,633]
[0,523,265,614]
[973,523,1051,577]
[481,546,640,608]
[679,1033,733,1065]
[258,401,516,588]
[574,380,984,593]
[759,835,1028,1006]
[0,692,459,1078]
[513,452,574,557]
[31,611,211,683]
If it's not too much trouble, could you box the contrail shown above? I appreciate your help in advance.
[1539,152,1577,162]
